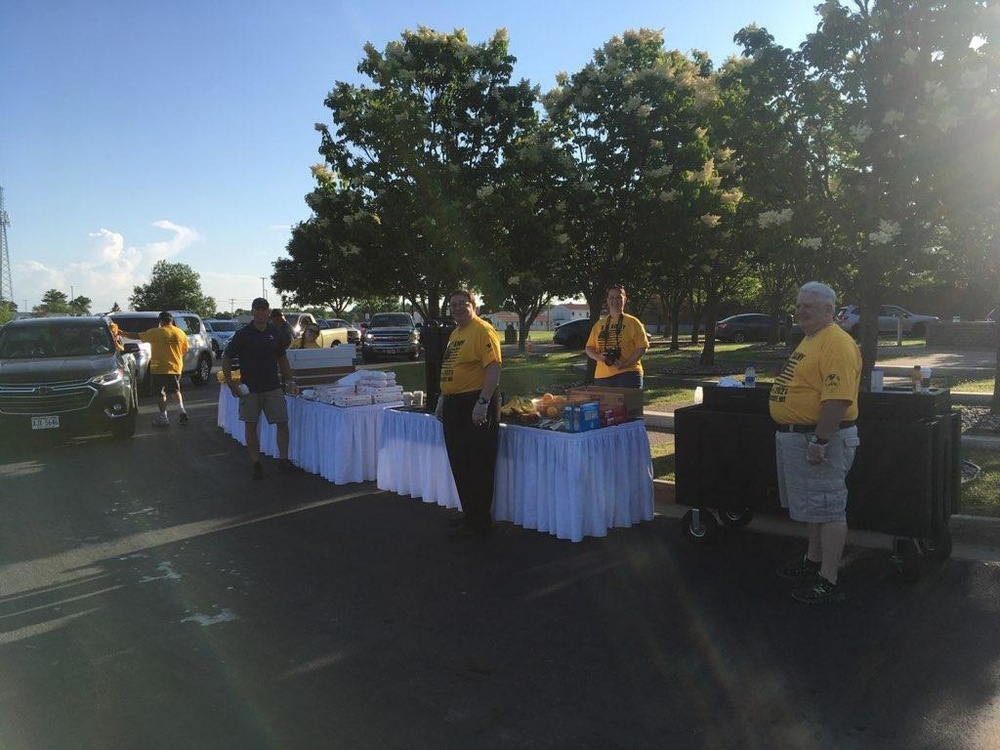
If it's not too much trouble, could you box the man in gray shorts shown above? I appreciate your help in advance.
[221,297,300,480]
[769,281,861,604]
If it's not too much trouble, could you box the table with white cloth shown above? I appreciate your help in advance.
[217,386,399,484]
[377,408,654,542]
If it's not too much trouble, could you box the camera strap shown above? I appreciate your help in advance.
[599,315,625,352]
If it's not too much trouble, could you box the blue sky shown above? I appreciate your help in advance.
[1,0,821,314]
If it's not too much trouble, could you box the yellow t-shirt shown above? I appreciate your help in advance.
[139,324,189,375]
[440,317,502,395]
[769,323,861,424]
[586,312,649,380]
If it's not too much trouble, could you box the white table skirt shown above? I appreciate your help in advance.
[377,409,654,542]
[217,386,399,484]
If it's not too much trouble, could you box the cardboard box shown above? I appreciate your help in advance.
[567,386,643,420]
[286,347,355,387]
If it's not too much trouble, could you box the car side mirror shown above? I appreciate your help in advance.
[123,342,140,354]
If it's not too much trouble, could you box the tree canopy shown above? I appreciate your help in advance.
[129,260,216,317]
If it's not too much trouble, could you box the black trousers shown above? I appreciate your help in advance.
[442,390,499,532]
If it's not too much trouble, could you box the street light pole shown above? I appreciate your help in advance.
[260,277,266,300]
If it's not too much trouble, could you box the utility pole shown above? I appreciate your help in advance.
[229,298,236,315]
[260,277,266,300]
[0,186,14,309]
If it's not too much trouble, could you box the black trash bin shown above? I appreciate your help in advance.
[505,323,517,345]
[674,384,960,580]
[420,318,456,413]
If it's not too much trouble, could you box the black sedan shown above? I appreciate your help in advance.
[552,318,593,349]
[714,313,784,343]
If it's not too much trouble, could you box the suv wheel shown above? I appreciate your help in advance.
[191,354,213,386]
[112,385,138,439]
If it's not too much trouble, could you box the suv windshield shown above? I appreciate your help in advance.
[0,322,114,359]
[371,314,412,327]
[208,321,238,332]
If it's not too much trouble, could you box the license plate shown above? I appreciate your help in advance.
[31,415,60,430]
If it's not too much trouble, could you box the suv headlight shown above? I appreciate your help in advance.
[365,332,374,342]
[91,367,126,387]
[409,331,419,343]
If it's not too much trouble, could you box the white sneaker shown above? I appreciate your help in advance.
[151,413,169,427]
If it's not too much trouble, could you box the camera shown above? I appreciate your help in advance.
[605,347,621,365]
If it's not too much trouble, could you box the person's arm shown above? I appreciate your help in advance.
[278,352,296,394]
[471,361,501,425]
[807,399,850,464]
[616,345,647,371]
[220,352,242,396]
[584,321,608,363]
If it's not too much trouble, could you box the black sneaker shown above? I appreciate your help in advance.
[776,555,821,581]
[252,462,264,481]
[179,412,189,425]
[278,459,303,474]
[792,575,845,605]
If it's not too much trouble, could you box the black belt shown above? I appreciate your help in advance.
[774,420,857,433]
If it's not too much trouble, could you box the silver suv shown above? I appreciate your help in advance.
[110,310,215,388]
[204,319,240,358]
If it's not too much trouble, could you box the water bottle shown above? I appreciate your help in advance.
[744,366,756,389]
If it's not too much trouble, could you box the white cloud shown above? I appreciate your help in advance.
[16,220,199,312]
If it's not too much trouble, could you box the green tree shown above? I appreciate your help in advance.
[315,27,538,320]
[129,260,216,317]
[797,0,999,383]
[37,289,71,315]
[69,296,92,315]
[0,301,14,325]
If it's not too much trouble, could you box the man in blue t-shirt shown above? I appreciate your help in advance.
[221,297,300,480]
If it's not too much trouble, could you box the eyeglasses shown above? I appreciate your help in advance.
[449,299,472,309]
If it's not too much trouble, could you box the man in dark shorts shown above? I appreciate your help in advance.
[221,297,300,480]
[118,311,189,427]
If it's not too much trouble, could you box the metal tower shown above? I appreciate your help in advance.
[0,186,13,308]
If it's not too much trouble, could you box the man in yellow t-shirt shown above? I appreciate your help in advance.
[769,282,861,605]
[434,289,502,537]
[119,311,189,427]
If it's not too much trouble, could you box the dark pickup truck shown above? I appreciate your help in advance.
[360,312,420,362]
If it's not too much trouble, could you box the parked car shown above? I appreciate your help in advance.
[204,319,240,358]
[110,310,214,387]
[835,304,940,337]
[714,313,786,343]
[0,316,139,440]
[986,308,999,323]
[320,317,361,346]
[552,318,593,349]
[361,312,420,362]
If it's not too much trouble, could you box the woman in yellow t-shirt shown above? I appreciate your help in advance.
[585,284,649,388]
[288,324,322,349]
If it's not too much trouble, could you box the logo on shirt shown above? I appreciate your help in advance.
[825,373,841,389]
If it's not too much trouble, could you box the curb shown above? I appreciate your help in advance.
[652,490,1000,562]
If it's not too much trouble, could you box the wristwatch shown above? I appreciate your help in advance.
[476,396,489,405]
[809,434,828,446]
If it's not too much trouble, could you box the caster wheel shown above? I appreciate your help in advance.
[718,508,753,527]
[681,509,718,543]
[919,525,952,561]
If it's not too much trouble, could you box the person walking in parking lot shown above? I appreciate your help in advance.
[434,289,502,538]
[116,311,189,427]
[770,281,861,604]
[222,297,300,480]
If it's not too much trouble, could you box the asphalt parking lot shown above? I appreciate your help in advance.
[2,381,1000,749]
